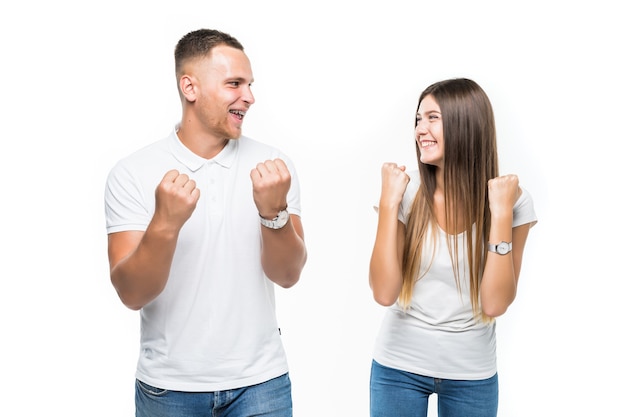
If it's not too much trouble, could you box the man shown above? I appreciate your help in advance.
[104,28,307,417]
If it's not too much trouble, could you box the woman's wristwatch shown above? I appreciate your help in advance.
[488,241,512,255]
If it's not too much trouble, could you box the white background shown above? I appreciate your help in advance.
[1,1,624,416]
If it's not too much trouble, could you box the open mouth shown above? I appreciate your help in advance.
[229,110,246,120]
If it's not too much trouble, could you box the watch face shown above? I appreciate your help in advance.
[496,242,510,254]
[278,210,289,222]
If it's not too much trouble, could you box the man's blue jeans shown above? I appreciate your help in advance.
[135,373,292,417]
[370,360,498,417]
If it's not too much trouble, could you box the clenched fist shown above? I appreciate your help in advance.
[154,169,200,229]
[250,159,291,219]
[379,162,410,208]
[487,174,521,218]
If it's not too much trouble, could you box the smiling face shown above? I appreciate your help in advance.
[415,94,444,168]
[182,44,255,142]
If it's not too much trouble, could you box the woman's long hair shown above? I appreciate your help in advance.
[400,78,498,320]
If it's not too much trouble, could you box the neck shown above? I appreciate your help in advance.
[177,123,229,159]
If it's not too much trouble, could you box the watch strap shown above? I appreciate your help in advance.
[488,241,512,255]
[259,209,289,230]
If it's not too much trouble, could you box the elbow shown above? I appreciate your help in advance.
[481,303,508,318]
[111,277,141,310]
[370,283,399,307]
[116,291,145,311]
[266,250,307,289]
[369,272,400,307]
[111,275,152,311]
[480,278,517,318]
[269,262,306,289]
[481,294,515,318]
[125,303,144,312]
[110,261,165,311]
[373,293,397,307]
[276,273,301,289]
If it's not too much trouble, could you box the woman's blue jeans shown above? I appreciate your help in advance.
[370,360,498,417]
[135,373,292,417]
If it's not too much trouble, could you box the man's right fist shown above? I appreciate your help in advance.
[154,169,201,228]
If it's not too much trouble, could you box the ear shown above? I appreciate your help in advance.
[179,75,197,103]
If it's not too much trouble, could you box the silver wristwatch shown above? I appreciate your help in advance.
[259,209,290,230]
[488,241,513,255]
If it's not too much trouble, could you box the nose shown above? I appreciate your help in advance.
[415,122,427,138]
[243,85,255,106]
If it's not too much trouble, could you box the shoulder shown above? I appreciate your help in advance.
[406,169,421,187]
[113,137,170,168]
[238,135,284,156]
[105,136,173,191]
[238,135,297,168]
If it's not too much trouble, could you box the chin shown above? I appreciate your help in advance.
[229,127,243,139]
[420,158,442,168]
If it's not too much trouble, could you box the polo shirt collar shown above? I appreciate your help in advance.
[168,127,239,172]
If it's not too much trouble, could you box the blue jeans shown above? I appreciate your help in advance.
[135,373,292,417]
[370,360,498,417]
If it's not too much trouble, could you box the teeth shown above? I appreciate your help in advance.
[230,110,246,116]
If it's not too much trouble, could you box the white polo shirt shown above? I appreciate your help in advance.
[105,128,302,392]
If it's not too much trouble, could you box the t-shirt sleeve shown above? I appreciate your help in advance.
[104,161,151,234]
[513,186,538,228]
[398,171,420,225]
[278,152,302,218]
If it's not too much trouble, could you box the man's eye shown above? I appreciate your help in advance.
[229,81,240,87]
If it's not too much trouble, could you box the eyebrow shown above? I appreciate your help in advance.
[226,76,253,84]
[416,110,441,117]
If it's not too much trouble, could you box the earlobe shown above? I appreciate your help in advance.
[179,75,197,102]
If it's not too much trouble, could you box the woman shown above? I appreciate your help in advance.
[369,78,537,416]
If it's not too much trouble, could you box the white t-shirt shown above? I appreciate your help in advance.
[373,169,538,380]
[105,128,301,392]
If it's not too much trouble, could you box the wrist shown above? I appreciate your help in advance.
[490,208,513,220]
[487,241,512,255]
[258,204,288,220]
[377,199,402,212]
[259,207,289,230]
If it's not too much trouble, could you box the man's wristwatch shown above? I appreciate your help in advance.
[488,241,513,255]
[259,209,290,230]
